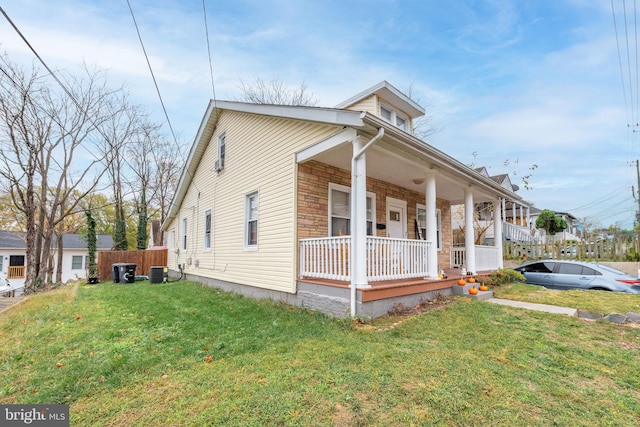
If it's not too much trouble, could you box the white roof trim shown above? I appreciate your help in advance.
[211,100,364,127]
[335,80,425,118]
[296,127,358,163]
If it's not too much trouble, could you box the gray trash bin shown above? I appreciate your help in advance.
[112,263,137,283]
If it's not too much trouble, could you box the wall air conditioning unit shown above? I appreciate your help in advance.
[214,160,224,173]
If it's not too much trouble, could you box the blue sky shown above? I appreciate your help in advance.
[1,0,637,229]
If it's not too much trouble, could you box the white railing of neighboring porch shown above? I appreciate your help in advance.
[299,236,432,282]
[503,222,539,243]
[450,245,502,271]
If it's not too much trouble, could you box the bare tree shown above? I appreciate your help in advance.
[0,58,42,291]
[125,120,162,249]
[34,66,116,285]
[0,55,139,292]
[96,91,141,250]
[147,138,182,234]
[238,76,319,106]
[405,82,441,141]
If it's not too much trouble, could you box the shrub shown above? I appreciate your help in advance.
[484,268,525,287]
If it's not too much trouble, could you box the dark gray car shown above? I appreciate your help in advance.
[513,261,640,294]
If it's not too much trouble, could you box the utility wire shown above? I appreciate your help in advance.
[623,0,636,126]
[202,0,217,103]
[0,6,164,216]
[126,0,181,157]
[612,0,631,127]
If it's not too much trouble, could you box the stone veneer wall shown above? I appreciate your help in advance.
[297,160,452,269]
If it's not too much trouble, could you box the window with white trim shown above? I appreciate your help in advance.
[204,209,212,250]
[182,218,188,251]
[71,255,83,270]
[170,229,175,250]
[417,204,441,250]
[245,192,258,249]
[217,132,226,171]
[380,103,409,131]
[329,183,376,236]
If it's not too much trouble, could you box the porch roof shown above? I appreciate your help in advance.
[163,98,530,231]
[297,113,530,205]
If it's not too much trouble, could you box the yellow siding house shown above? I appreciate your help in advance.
[162,81,529,318]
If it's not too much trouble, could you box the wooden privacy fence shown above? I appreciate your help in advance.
[97,249,168,281]
[504,239,638,262]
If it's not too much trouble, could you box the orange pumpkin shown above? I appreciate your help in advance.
[479,285,488,291]
[457,279,466,286]
[468,287,479,295]
[468,277,476,283]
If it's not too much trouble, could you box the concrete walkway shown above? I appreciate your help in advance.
[487,298,578,316]
[0,297,27,314]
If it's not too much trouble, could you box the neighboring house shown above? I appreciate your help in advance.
[0,231,114,290]
[527,208,582,242]
[161,81,529,318]
[451,167,535,245]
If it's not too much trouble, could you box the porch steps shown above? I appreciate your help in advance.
[451,283,493,300]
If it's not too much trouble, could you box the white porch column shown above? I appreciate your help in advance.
[464,188,477,275]
[351,136,369,289]
[424,172,439,278]
[526,206,530,228]
[493,198,504,269]
[520,205,524,227]
[512,202,516,225]
[501,198,506,222]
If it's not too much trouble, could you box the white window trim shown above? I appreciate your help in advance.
[380,102,409,132]
[170,229,176,251]
[203,209,212,251]
[244,191,259,251]
[217,132,226,171]
[71,255,83,270]
[182,218,188,251]
[417,204,442,251]
[328,183,376,237]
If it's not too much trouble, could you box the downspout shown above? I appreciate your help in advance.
[350,127,384,317]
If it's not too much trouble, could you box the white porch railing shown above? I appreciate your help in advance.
[503,222,539,243]
[366,236,432,281]
[450,245,502,271]
[299,236,351,281]
[299,236,432,282]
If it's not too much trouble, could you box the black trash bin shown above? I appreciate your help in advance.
[112,263,137,283]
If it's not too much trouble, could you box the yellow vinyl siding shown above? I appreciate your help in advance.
[343,95,378,116]
[166,110,340,293]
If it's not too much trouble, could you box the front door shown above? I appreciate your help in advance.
[386,198,407,238]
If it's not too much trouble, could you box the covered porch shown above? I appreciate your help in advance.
[300,236,501,282]
[295,122,527,316]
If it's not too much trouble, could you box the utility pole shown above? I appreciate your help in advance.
[635,160,640,227]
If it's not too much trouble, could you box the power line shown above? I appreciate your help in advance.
[568,185,629,211]
[202,0,217,103]
[0,6,170,214]
[125,0,181,156]
[623,0,636,125]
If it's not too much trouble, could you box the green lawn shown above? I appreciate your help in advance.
[493,282,640,315]
[1,281,639,426]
